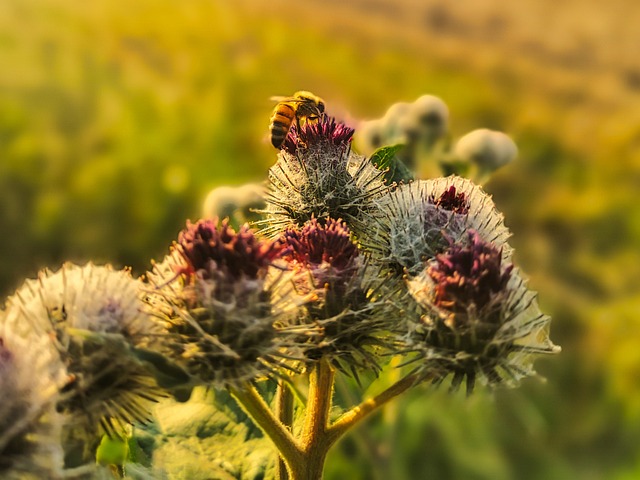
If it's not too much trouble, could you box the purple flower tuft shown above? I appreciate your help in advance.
[283,116,354,154]
[178,219,282,280]
[281,218,358,273]
[427,231,512,324]
[429,186,470,215]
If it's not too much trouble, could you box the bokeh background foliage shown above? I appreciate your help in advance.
[1,0,640,478]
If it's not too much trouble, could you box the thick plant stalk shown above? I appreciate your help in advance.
[288,359,336,480]
[275,380,295,480]
[232,370,422,480]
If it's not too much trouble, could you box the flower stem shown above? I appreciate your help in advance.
[275,380,295,480]
[229,383,303,475]
[301,359,335,446]
[231,370,421,480]
[283,359,335,480]
[325,373,420,446]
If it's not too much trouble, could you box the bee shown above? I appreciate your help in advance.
[269,91,325,148]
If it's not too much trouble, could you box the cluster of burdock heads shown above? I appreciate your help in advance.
[0,96,560,480]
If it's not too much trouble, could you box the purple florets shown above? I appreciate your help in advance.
[429,186,470,215]
[283,116,354,154]
[178,218,282,280]
[427,231,512,324]
[282,218,358,273]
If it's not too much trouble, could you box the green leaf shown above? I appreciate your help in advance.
[133,386,276,480]
[369,144,414,184]
[96,435,129,466]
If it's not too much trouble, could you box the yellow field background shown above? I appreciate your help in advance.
[1,0,640,478]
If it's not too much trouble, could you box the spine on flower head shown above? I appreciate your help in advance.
[144,219,299,388]
[404,232,560,394]
[262,115,388,240]
[279,217,398,376]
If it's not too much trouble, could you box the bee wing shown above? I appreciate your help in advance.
[270,95,309,104]
[270,95,294,102]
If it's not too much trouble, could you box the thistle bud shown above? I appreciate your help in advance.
[454,128,518,173]
[145,219,296,388]
[354,119,385,155]
[405,232,560,393]
[409,95,449,140]
[0,319,65,479]
[4,263,165,441]
[363,176,512,276]
[280,218,396,375]
[263,116,387,240]
[381,102,412,144]
[202,183,265,226]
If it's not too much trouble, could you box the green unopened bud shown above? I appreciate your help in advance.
[407,95,449,142]
[203,183,266,226]
[354,120,385,155]
[454,129,518,172]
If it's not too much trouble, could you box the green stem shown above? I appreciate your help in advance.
[301,359,334,446]
[325,373,419,446]
[231,370,421,480]
[286,359,335,480]
[275,380,295,480]
[229,383,303,474]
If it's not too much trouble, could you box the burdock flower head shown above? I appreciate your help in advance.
[363,175,512,276]
[282,217,359,287]
[3,263,164,441]
[281,218,395,375]
[262,115,388,239]
[145,218,296,388]
[405,232,560,394]
[0,314,65,479]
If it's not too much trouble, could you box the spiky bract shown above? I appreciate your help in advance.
[4,263,164,440]
[145,219,298,388]
[262,116,388,239]
[405,232,560,394]
[362,176,512,276]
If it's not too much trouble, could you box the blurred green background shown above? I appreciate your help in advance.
[2,0,640,478]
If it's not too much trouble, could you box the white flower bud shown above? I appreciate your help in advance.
[354,119,385,155]
[407,95,449,141]
[454,129,518,172]
[203,183,266,225]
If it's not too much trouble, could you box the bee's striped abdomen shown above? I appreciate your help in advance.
[270,103,296,148]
